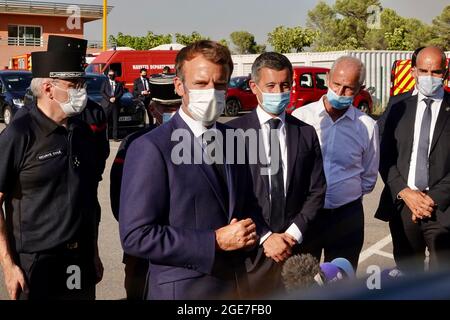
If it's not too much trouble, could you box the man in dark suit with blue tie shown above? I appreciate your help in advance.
[119,40,263,300]
[101,70,124,140]
[228,52,326,296]
[376,46,450,273]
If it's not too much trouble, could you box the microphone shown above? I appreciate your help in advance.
[330,257,355,278]
[281,254,322,291]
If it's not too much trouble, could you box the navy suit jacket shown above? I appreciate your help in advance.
[119,112,264,299]
[376,92,450,226]
[228,110,326,272]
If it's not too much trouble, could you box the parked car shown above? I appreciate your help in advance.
[225,76,258,116]
[83,73,146,138]
[0,70,32,126]
[225,67,374,117]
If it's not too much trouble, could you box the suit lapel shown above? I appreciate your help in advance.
[430,93,450,154]
[400,95,419,158]
[248,110,270,197]
[285,117,298,194]
[171,113,228,215]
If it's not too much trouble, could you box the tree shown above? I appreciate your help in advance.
[268,26,317,53]
[175,31,209,46]
[218,39,229,48]
[230,31,265,54]
[109,31,172,50]
[430,5,450,50]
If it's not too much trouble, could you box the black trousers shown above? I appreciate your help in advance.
[106,103,120,140]
[389,204,450,274]
[301,198,364,271]
[123,254,148,300]
[18,244,96,300]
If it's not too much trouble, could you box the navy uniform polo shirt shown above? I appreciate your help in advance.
[0,103,101,254]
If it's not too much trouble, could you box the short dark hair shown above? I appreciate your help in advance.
[175,40,233,81]
[140,68,147,73]
[251,52,293,84]
[411,47,425,68]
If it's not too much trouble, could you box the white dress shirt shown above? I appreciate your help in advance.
[292,96,379,209]
[256,106,303,244]
[407,89,444,190]
[110,80,116,95]
[141,77,149,91]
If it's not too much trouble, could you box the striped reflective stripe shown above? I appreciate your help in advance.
[393,60,416,96]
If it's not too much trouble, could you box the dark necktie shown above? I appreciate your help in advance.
[203,133,228,210]
[268,118,285,232]
[142,78,148,91]
[415,98,433,191]
[110,81,115,95]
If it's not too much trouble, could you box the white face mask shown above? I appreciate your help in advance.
[53,85,88,117]
[416,75,444,97]
[187,88,226,126]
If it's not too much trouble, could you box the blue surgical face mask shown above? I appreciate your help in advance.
[326,88,354,110]
[256,85,290,115]
[417,76,443,97]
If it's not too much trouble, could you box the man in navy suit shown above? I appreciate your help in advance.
[119,40,263,300]
[228,52,326,296]
[101,70,124,140]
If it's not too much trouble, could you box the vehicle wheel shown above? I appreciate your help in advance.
[358,102,370,114]
[3,105,12,126]
[225,99,240,117]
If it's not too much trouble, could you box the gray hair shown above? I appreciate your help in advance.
[30,78,49,98]
[330,56,366,86]
[251,52,293,84]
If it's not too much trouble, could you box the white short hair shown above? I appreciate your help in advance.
[30,78,51,98]
[330,56,366,86]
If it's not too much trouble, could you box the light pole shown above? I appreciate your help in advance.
[103,0,107,51]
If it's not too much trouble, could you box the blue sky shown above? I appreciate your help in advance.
[51,0,449,44]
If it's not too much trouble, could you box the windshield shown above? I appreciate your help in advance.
[3,74,32,92]
[85,63,105,74]
[86,76,106,94]
[229,77,247,89]
[316,73,328,90]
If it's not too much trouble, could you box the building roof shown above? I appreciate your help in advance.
[0,0,113,22]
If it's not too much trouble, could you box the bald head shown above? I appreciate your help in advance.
[413,46,447,85]
[416,46,447,70]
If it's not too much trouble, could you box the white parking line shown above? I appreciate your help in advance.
[358,235,392,263]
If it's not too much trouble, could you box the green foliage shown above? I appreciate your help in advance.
[267,26,317,53]
[175,32,209,46]
[109,32,172,50]
[230,31,265,54]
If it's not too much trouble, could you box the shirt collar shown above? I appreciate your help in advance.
[318,95,355,121]
[30,103,65,136]
[256,105,286,127]
[178,106,216,138]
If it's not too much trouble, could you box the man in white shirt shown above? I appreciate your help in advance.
[376,46,450,273]
[293,56,379,270]
[229,52,326,296]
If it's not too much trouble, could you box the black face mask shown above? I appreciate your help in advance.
[108,74,115,80]
[141,74,147,78]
